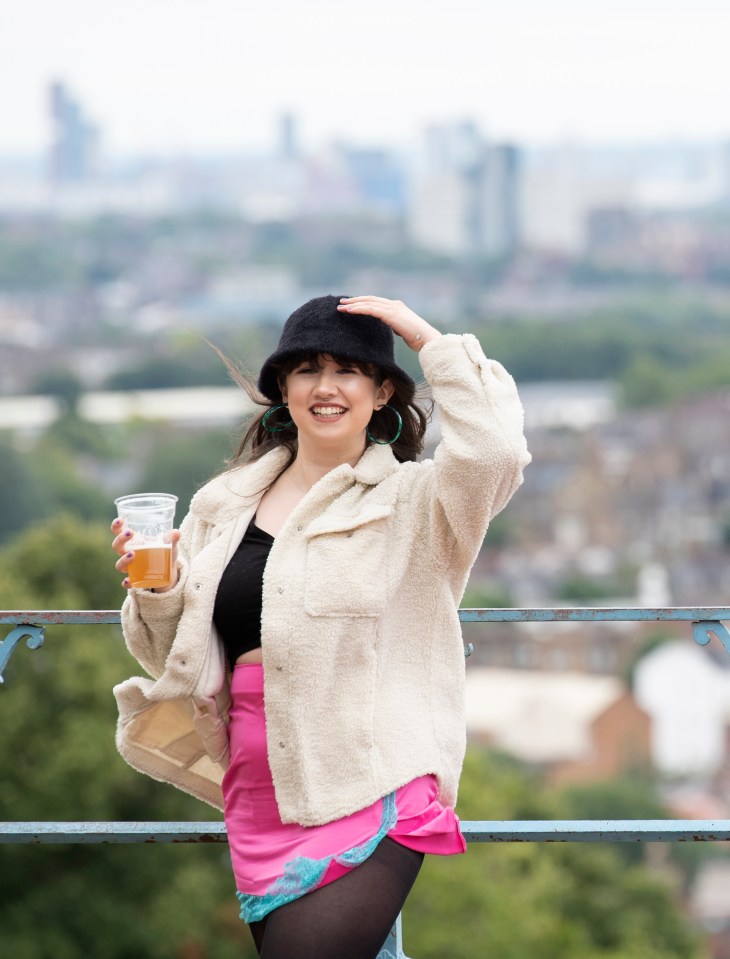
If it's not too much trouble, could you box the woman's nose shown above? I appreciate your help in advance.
[313,374,337,396]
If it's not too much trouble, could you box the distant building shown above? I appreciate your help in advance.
[521,145,634,254]
[340,146,405,214]
[278,112,299,161]
[723,140,730,206]
[48,81,99,184]
[466,667,652,785]
[408,122,522,259]
[634,642,730,778]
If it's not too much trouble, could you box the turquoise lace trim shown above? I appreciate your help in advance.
[237,791,398,923]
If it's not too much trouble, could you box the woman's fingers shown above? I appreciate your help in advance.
[111,519,180,591]
[337,296,441,352]
[115,552,133,573]
[111,517,135,555]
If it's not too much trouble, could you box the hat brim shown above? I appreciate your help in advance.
[257,350,415,404]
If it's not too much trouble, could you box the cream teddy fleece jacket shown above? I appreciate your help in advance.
[114,333,531,825]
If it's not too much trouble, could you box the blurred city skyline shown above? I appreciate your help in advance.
[2,0,729,156]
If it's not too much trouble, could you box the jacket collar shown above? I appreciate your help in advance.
[352,441,400,485]
[191,442,400,524]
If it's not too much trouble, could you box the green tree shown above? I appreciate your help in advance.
[0,520,706,959]
[134,427,234,516]
[619,355,677,408]
[402,750,702,959]
[0,518,252,959]
[558,775,710,890]
[0,438,49,543]
[29,367,84,413]
[555,573,622,602]
[26,445,111,526]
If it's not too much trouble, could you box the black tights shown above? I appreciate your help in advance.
[248,837,423,959]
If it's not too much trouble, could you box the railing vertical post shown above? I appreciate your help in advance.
[377,914,404,959]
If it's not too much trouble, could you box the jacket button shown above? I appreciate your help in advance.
[276,665,283,672]
[278,587,284,594]
[279,741,286,748]
[297,525,303,531]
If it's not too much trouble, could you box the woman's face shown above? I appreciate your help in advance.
[281,354,393,456]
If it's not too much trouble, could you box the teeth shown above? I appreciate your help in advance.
[313,407,345,415]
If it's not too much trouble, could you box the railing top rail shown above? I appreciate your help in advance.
[459,607,730,623]
[0,611,123,625]
[2,607,730,627]
[3,819,730,844]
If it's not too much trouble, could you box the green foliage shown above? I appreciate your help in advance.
[0,518,253,959]
[133,426,233,516]
[25,444,111,526]
[0,523,705,959]
[558,775,711,889]
[619,355,677,408]
[0,514,123,609]
[461,582,513,609]
[556,574,622,602]
[106,353,231,391]
[403,750,702,959]
[483,509,512,548]
[0,418,119,544]
[558,775,667,865]
[0,438,49,543]
[29,367,84,411]
[44,410,117,458]
[0,236,81,289]
[467,295,730,410]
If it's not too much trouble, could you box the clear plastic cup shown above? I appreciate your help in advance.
[114,492,178,589]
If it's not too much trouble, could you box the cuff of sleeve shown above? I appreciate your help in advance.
[128,557,188,623]
[419,332,516,392]
[418,332,483,377]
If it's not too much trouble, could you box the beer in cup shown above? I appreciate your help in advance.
[114,493,178,589]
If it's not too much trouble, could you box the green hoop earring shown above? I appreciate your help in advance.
[366,405,403,446]
[262,403,294,433]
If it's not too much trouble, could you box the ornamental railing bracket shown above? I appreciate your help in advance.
[0,625,45,683]
[691,619,730,658]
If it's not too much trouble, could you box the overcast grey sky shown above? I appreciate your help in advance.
[1,0,728,155]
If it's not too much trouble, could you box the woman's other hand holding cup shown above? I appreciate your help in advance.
[111,492,180,592]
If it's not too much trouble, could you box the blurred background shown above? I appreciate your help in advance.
[1,1,730,956]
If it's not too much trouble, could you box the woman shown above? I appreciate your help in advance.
[112,294,530,958]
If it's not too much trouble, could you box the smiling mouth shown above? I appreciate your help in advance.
[311,406,347,419]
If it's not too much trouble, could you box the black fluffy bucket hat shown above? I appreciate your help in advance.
[257,295,415,403]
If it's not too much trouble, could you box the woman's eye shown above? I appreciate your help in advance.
[338,367,357,375]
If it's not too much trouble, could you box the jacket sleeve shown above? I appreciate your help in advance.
[119,508,197,679]
[412,332,531,579]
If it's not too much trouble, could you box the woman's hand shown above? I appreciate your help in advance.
[337,296,441,353]
[111,517,180,592]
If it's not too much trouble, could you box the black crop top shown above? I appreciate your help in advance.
[213,518,274,669]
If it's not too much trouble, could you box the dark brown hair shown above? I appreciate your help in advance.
[217,347,432,472]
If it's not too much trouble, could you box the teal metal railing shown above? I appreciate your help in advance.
[3,607,730,957]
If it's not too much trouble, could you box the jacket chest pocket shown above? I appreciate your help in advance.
[303,506,392,617]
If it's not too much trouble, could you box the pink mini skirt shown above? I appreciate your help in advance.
[222,663,466,922]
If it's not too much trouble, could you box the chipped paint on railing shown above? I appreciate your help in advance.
[3,819,730,844]
[457,606,730,623]
[0,610,122,626]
